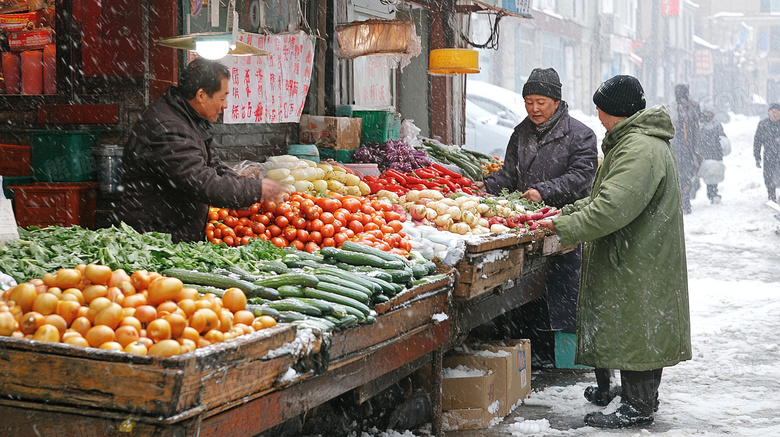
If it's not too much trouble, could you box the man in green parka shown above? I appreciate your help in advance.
[538,75,692,428]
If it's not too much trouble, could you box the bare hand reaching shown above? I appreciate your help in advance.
[261,178,291,203]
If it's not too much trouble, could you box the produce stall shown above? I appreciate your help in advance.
[0,147,575,436]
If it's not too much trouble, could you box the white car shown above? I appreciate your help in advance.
[464,100,514,158]
[464,81,527,158]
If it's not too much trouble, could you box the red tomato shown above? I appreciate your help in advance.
[334,232,348,246]
[234,225,247,237]
[383,211,401,222]
[274,215,289,228]
[290,240,305,250]
[399,239,412,252]
[320,212,335,225]
[341,198,362,213]
[223,235,235,246]
[214,228,223,239]
[268,224,282,237]
[256,214,271,226]
[275,203,291,217]
[321,224,335,238]
[270,237,288,248]
[322,237,336,247]
[380,225,395,235]
[208,210,219,221]
[333,210,349,225]
[252,222,266,235]
[316,198,341,213]
[296,229,310,242]
[261,201,276,214]
[308,219,324,232]
[388,220,404,233]
[364,222,380,232]
[332,219,343,232]
[238,217,252,226]
[361,204,377,215]
[223,216,239,228]
[249,203,261,215]
[303,204,321,220]
[305,241,320,253]
[309,231,323,245]
[343,229,355,238]
[283,227,298,241]
[291,217,307,229]
[217,208,230,220]
[240,236,252,245]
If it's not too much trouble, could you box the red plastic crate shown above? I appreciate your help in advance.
[8,182,98,229]
[0,144,32,177]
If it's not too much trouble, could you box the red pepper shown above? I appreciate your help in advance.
[437,178,459,192]
[367,182,384,194]
[455,177,472,187]
[460,187,474,195]
[528,221,539,230]
[529,212,545,220]
[407,177,441,189]
[363,175,378,183]
[407,183,427,190]
[544,210,561,218]
[432,163,463,178]
[539,206,551,214]
[385,169,408,186]
[413,168,437,179]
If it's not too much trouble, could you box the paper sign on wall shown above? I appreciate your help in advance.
[221,30,315,124]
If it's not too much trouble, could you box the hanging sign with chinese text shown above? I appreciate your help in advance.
[221,30,315,124]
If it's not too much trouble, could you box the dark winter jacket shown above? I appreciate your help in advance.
[699,116,725,161]
[672,101,702,180]
[483,102,597,331]
[114,87,265,243]
[553,105,692,371]
[483,102,599,208]
[753,117,780,188]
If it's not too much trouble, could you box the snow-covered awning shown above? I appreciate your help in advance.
[694,35,719,50]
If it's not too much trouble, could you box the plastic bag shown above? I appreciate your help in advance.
[700,159,725,184]
[720,135,731,157]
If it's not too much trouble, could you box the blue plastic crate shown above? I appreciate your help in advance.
[554,331,592,370]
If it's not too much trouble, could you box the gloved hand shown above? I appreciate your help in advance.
[756,159,762,168]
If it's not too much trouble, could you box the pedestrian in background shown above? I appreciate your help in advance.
[672,84,702,214]
[475,67,598,368]
[698,105,729,204]
[753,103,780,202]
[538,75,692,429]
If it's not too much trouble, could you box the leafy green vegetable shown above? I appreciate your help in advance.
[0,222,285,283]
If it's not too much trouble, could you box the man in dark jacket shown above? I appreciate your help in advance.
[477,68,599,366]
[754,103,780,201]
[672,84,702,214]
[114,57,288,242]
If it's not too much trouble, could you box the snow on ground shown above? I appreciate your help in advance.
[359,112,780,437]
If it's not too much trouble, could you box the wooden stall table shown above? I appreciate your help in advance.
[0,274,454,437]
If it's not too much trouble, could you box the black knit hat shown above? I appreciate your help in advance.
[593,75,646,117]
[769,103,780,111]
[522,68,562,100]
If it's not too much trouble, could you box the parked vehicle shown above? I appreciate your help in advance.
[464,99,514,158]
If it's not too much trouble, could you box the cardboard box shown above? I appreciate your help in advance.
[445,339,532,417]
[484,339,532,413]
[299,115,362,150]
[441,365,496,411]
[442,406,501,431]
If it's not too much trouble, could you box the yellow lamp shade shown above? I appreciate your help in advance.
[428,48,479,75]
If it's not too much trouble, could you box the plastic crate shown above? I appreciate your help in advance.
[553,331,592,370]
[9,182,98,229]
[318,147,356,163]
[351,110,401,143]
[2,175,34,201]
[0,144,32,177]
[29,130,100,182]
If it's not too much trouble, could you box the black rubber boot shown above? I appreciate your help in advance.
[584,402,654,429]
[583,385,620,406]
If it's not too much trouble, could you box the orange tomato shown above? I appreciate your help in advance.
[321,224,335,238]
[290,239,305,250]
[308,219,324,232]
[305,241,320,253]
[283,226,298,241]
[296,229,310,243]
[147,318,172,342]
[86,325,116,347]
[71,316,92,337]
[341,197,362,213]
[322,237,336,247]
[115,325,140,347]
[334,232,349,246]
[388,220,404,233]
[309,231,323,245]
[270,237,288,248]
[222,288,247,313]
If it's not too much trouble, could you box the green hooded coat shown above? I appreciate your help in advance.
[553,105,692,371]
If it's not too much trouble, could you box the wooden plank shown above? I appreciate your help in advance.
[0,323,297,417]
[37,104,119,124]
[196,321,451,437]
[354,353,433,404]
[374,264,454,315]
[329,288,448,359]
[463,232,534,253]
[453,246,525,300]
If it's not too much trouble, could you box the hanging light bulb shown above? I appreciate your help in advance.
[194,39,231,60]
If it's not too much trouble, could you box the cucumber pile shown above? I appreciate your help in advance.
[160,243,442,333]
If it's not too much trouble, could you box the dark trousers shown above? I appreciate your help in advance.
[594,367,663,416]
[707,184,718,199]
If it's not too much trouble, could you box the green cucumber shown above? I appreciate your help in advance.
[283,248,326,262]
[313,267,382,294]
[224,265,264,281]
[315,274,375,297]
[315,282,370,304]
[278,311,307,322]
[325,314,359,329]
[363,274,403,296]
[340,241,410,265]
[302,287,371,316]
[254,273,319,289]
[372,294,390,304]
[277,285,306,298]
[326,302,367,322]
[266,298,322,316]
[292,318,336,332]
[296,297,336,315]
[163,268,278,300]
[423,261,438,275]
[183,283,227,297]
[411,264,428,279]
[248,304,279,319]
[255,260,290,274]
[320,247,406,270]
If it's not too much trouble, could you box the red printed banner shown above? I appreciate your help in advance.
[661,0,679,16]
[221,31,315,124]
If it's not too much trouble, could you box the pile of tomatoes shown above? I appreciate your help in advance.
[206,192,412,255]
